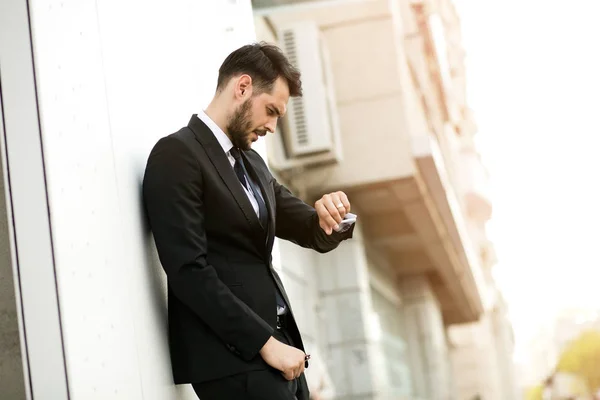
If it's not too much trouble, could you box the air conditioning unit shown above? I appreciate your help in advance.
[267,21,343,171]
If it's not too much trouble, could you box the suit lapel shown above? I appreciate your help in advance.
[187,115,263,235]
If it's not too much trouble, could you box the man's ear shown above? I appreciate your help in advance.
[236,74,253,99]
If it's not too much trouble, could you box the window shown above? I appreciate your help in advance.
[370,286,413,397]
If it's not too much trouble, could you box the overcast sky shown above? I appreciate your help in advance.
[453,0,600,357]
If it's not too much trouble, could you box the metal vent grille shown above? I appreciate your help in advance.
[282,30,298,66]
[282,29,308,147]
[290,97,308,145]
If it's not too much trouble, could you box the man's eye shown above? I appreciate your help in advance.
[268,108,275,116]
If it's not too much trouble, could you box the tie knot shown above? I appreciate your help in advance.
[229,147,241,161]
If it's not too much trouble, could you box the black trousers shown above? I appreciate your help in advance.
[192,327,308,400]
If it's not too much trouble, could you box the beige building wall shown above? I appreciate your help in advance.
[255,0,504,399]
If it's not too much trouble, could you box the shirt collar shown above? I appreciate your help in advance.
[197,110,234,155]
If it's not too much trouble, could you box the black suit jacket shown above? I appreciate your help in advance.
[142,115,354,385]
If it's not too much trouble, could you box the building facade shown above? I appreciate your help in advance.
[253,0,516,399]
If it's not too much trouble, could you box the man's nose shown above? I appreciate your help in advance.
[265,117,277,134]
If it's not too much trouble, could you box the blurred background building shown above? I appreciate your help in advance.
[252,0,519,399]
[0,0,517,398]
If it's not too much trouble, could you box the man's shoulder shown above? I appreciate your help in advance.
[169,125,196,145]
[150,126,196,152]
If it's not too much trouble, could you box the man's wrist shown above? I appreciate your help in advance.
[259,335,276,356]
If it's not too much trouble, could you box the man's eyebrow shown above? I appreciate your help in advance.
[270,105,283,117]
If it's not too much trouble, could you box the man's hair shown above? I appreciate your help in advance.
[216,42,302,97]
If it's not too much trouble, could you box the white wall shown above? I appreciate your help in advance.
[27,0,257,398]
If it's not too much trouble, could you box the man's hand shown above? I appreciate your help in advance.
[260,336,306,380]
[315,191,351,235]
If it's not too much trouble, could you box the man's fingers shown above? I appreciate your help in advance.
[286,363,303,380]
[319,220,332,235]
[337,191,351,214]
[316,191,352,235]
[294,359,305,379]
[323,194,343,223]
[282,370,295,381]
[280,353,306,381]
[316,200,338,234]
[329,193,347,220]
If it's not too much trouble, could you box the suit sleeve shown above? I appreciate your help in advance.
[272,177,354,253]
[143,136,273,361]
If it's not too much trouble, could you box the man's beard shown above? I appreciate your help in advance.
[227,99,254,150]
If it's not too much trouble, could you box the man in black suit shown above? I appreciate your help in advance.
[143,42,355,400]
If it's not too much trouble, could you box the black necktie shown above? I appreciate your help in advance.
[229,147,287,316]
[229,147,268,229]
